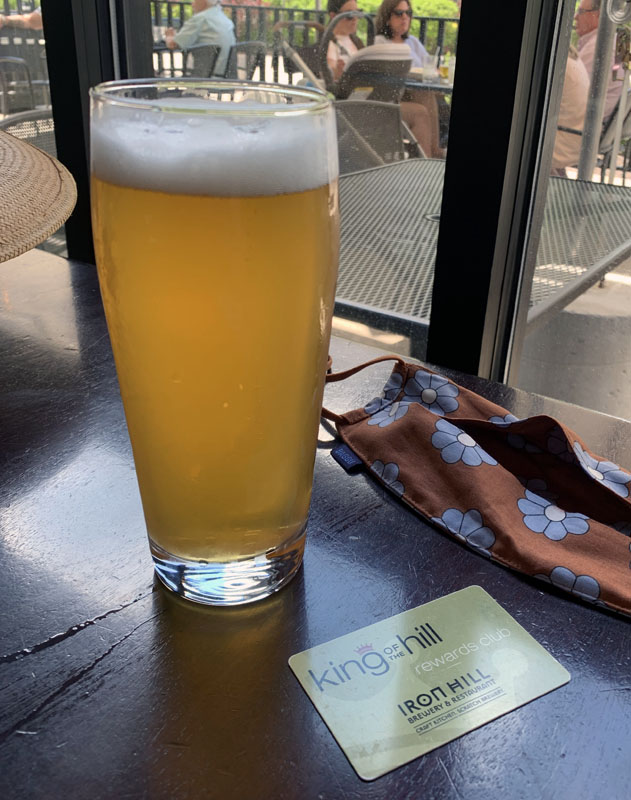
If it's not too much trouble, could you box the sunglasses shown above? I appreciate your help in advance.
[392,9,413,17]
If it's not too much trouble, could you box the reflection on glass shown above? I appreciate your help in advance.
[147,579,305,796]
[147,1,461,359]
[516,1,631,421]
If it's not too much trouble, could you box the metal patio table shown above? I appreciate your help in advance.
[336,159,631,354]
[405,77,453,95]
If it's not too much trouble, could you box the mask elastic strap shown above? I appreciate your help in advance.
[322,354,406,423]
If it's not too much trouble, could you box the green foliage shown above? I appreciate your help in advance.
[414,0,458,17]
[263,0,459,51]
[2,1,35,13]
[273,0,457,13]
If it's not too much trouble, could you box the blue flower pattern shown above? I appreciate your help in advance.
[382,372,404,400]
[432,419,497,467]
[361,369,630,599]
[432,508,496,556]
[518,477,557,501]
[507,433,542,453]
[489,413,520,425]
[518,490,589,540]
[573,442,631,498]
[371,460,404,496]
[366,400,411,428]
[364,372,408,423]
[534,566,602,603]
[402,369,459,416]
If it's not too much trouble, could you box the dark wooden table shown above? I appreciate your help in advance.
[1,250,629,799]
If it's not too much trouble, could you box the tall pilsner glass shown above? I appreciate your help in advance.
[90,80,339,606]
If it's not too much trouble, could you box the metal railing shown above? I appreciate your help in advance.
[0,3,459,93]
[150,1,459,54]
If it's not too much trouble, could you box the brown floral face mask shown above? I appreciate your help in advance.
[323,356,631,618]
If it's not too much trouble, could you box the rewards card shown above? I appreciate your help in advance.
[289,586,570,781]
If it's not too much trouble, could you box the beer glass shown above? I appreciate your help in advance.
[90,79,339,606]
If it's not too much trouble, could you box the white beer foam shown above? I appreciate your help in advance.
[91,96,338,196]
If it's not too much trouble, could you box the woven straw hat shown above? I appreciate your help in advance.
[0,129,77,263]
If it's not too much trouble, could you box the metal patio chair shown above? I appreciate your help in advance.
[319,12,411,103]
[0,56,35,115]
[335,100,424,175]
[223,41,267,80]
[272,20,325,86]
[0,106,55,155]
[557,88,631,180]
[182,43,221,78]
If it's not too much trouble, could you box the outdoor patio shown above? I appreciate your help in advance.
[1,0,630,421]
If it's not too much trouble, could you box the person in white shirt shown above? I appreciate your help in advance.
[575,0,622,124]
[165,0,236,77]
[552,49,590,173]
[326,0,364,82]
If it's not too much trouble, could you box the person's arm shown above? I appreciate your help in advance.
[172,14,204,51]
[165,27,177,49]
[327,39,345,81]
[0,9,43,30]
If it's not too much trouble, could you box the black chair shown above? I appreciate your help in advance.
[0,107,55,154]
[272,20,325,85]
[182,43,221,78]
[0,57,35,114]
[335,100,424,175]
[598,89,631,179]
[223,41,267,80]
[319,13,411,104]
[335,47,413,104]
[557,89,631,180]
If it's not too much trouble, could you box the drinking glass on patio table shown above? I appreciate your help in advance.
[90,79,339,606]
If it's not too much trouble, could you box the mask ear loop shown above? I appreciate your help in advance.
[322,354,407,423]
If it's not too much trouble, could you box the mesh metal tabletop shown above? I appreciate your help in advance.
[337,159,631,325]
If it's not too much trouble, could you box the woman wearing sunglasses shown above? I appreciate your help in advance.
[374,0,444,157]
[375,0,429,69]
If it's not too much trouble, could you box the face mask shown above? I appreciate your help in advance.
[324,356,631,618]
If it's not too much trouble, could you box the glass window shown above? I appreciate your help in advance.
[145,0,461,360]
[514,1,631,421]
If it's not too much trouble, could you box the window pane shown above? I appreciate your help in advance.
[145,0,461,360]
[515,3,631,421]
[0,1,66,256]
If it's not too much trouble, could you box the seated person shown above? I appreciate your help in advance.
[0,7,43,30]
[576,0,622,126]
[374,0,443,157]
[551,49,590,175]
[326,0,365,82]
[374,0,429,67]
[165,0,236,77]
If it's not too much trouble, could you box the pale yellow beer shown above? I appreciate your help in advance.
[90,81,339,604]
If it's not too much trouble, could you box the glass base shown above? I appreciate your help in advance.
[150,526,306,606]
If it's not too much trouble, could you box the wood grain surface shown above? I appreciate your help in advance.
[0,251,629,800]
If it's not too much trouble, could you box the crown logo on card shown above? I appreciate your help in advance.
[354,643,374,655]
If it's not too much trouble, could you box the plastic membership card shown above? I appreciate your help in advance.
[289,586,570,781]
